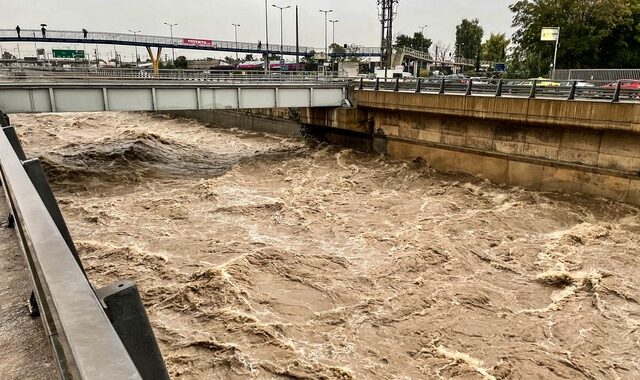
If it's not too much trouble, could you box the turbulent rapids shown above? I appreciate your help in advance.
[12,112,640,379]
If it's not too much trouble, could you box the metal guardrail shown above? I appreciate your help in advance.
[0,114,168,379]
[357,77,640,103]
[0,68,347,86]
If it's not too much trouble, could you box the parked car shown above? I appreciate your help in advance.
[602,79,640,89]
[602,79,640,99]
[560,80,595,87]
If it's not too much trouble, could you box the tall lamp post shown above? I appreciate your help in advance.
[329,19,339,73]
[319,9,333,72]
[264,0,270,72]
[128,29,141,67]
[163,22,178,61]
[273,4,291,60]
[329,19,339,45]
[232,23,240,61]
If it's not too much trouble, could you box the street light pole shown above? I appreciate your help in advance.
[272,4,291,60]
[232,24,240,61]
[265,0,270,73]
[319,9,333,71]
[329,20,339,45]
[128,29,141,67]
[163,22,178,62]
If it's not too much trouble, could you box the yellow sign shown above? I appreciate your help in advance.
[541,27,560,41]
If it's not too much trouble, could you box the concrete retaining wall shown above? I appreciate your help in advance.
[301,92,640,204]
[169,92,640,204]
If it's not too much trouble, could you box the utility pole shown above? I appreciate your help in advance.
[163,22,177,62]
[232,24,240,61]
[377,0,399,69]
[295,5,300,65]
[319,9,333,72]
[273,4,291,61]
[128,29,141,67]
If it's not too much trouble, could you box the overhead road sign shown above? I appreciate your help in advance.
[52,49,85,58]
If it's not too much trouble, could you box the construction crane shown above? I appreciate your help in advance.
[377,0,399,69]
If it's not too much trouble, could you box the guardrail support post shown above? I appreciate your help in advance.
[568,80,577,100]
[374,78,380,91]
[96,281,170,380]
[439,79,446,94]
[465,79,473,96]
[612,80,621,103]
[359,77,364,90]
[0,111,9,128]
[394,77,400,92]
[2,126,27,161]
[529,80,537,99]
[415,78,422,93]
[22,158,83,270]
[495,79,503,97]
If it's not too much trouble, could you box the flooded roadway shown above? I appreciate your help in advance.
[12,112,640,379]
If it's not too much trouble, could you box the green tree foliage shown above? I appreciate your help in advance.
[330,43,346,63]
[394,32,432,52]
[482,33,510,62]
[510,0,640,77]
[302,51,319,71]
[455,18,484,63]
[174,56,188,69]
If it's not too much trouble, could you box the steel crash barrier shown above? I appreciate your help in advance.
[358,77,640,103]
[0,112,168,380]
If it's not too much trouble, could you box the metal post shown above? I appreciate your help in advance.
[530,79,537,99]
[2,126,26,160]
[394,77,400,92]
[465,78,473,96]
[128,30,141,67]
[568,80,577,100]
[22,158,83,270]
[439,78,446,94]
[164,22,178,62]
[612,80,621,103]
[495,79,503,97]
[295,5,300,65]
[552,28,560,80]
[374,77,380,91]
[96,281,169,380]
[265,0,270,73]
[359,77,364,90]
[320,9,333,72]
[232,24,240,61]
[415,78,422,93]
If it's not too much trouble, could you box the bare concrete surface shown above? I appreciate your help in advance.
[0,188,56,379]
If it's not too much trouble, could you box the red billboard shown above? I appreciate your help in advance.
[182,38,213,47]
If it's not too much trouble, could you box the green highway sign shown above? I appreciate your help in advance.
[52,49,85,59]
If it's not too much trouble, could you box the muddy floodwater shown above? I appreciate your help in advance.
[12,112,640,379]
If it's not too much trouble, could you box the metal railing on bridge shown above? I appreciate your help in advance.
[357,77,640,103]
[0,67,348,86]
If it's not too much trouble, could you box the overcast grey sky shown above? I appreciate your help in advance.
[4,0,515,60]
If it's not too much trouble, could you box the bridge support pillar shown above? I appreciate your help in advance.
[146,47,163,78]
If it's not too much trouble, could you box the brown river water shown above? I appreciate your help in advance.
[11,112,640,379]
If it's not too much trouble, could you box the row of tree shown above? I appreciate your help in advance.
[394,0,640,77]
[510,0,640,76]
